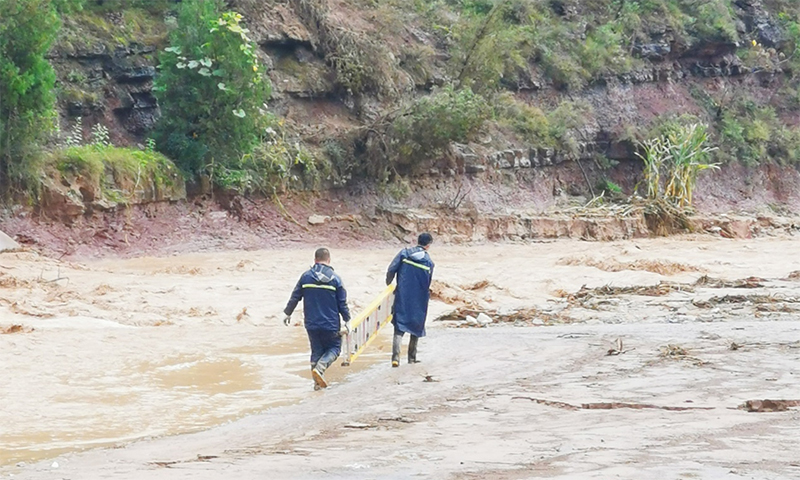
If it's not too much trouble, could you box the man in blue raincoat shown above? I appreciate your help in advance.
[284,248,351,389]
[386,233,434,367]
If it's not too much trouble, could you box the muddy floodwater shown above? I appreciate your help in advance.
[2,237,800,479]
[0,248,395,466]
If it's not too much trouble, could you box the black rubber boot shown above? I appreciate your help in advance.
[392,331,403,367]
[408,335,419,364]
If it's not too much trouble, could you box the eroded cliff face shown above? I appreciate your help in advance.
[47,0,800,220]
[51,7,169,145]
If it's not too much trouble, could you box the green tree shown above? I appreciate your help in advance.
[0,0,59,187]
[153,0,271,178]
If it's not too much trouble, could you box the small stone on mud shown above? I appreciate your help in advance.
[465,315,478,326]
[308,215,330,225]
[477,313,493,325]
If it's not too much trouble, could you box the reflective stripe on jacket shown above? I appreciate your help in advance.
[285,263,351,331]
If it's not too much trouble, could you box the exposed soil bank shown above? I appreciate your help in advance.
[4,159,800,260]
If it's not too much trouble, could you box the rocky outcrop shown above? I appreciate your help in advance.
[735,0,785,48]
[52,42,161,142]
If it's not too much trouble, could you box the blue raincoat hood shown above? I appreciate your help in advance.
[284,263,351,331]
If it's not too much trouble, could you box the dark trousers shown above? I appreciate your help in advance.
[307,329,341,372]
[392,326,419,363]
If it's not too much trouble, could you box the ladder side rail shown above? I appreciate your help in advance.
[341,284,395,366]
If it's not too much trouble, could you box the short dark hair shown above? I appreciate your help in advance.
[315,247,331,262]
[418,232,433,247]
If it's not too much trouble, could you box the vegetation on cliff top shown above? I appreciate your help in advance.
[4,0,800,204]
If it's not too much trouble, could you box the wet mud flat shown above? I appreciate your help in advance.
[2,237,800,478]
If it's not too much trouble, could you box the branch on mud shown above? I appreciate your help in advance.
[605,338,635,356]
[273,194,310,232]
[740,399,800,413]
[576,158,595,198]
[38,267,69,286]
[511,397,715,412]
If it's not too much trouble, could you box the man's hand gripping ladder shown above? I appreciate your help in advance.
[341,284,396,366]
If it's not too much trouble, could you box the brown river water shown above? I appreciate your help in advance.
[2,238,800,468]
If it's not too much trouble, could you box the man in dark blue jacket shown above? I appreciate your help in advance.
[386,233,434,367]
[284,248,351,389]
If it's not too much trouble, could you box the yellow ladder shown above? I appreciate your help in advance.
[341,284,396,366]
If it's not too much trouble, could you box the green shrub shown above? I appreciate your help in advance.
[211,119,327,195]
[637,123,718,207]
[153,0,271,179]
[52,0,85,13]
[389,85,490,169]
[443,0,647,91]
[322,137,358,185]
[493,94,592,156]
[772,126,800,164]
[714,100,800,166]
[449,1,532,91]
[405,0,757,92]
[597,178,623,196]
[326,29,396,96]
[777,13,800,75]
[55,2,171,55]
[493,93,553,145]
[683,0,738,42]
[53,0,174,14]
[0,0,59,190]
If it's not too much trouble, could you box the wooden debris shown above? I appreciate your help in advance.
[661,344,688,357]
[435,307,575,326]
[1,324,32,334]
[344,422,375,429]
[378,416,415,423]
[462,280,490,291]
[693,294,800,308]
[572,282,692,300]
[785,271,800,281]
[659,344,707,366]
[559,257,702,275]
[740,399,800,413]
[512,396,714,411]
[694,275,765,289]
[606,338,634,356]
